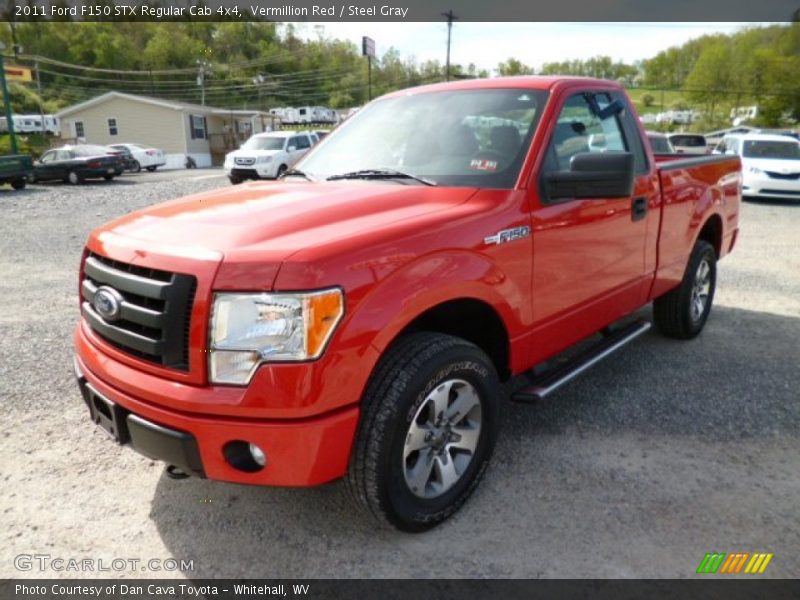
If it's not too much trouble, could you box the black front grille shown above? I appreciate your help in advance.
[760,189,800,196]
[765,171,800,180]
[81,253,197,371]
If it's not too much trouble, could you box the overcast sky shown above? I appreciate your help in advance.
[293,22,761,72]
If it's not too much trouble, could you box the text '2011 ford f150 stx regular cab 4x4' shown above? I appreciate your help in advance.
[74,77,741,531]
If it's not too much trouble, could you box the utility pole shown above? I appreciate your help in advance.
[196,60,210,106]
[34,61,44,135]
[9,21,21,58]
[0,44,19,154]
[442,10,458,82]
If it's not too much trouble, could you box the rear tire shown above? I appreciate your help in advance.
[103,175,114,181]
[276,164,288,178]
[132,160,141,173]
[146,166,157,172]
[653,239,716,339]
[11,178,26,190]
[347,332,500,532]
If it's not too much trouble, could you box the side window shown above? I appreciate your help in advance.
[295,135,311,150]
[40,151,55,163]
[56,150,72,160]
[547,93,627,172]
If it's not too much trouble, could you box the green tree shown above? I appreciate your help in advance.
[496,58,534,76]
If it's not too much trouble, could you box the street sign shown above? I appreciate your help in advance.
[362,36,375,58]
[4,65,32,82]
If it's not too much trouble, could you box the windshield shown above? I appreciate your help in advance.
[297,88,548,188]
[242,136,286,151]
[743,140,800,160]
[670,135,705,147]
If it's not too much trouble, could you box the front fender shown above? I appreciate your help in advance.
[339,249,529,374]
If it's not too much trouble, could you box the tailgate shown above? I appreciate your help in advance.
[0,154,33,175]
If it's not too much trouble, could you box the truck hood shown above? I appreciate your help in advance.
[742,157,800,174]
[99,180,477,278]
[227,148,282,159]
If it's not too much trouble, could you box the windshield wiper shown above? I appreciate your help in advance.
[280,168,314,181]
[326,168,437,186]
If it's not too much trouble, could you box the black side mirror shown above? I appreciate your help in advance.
[544,152,634,200]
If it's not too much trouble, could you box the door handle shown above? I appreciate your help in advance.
[631,197,647,222]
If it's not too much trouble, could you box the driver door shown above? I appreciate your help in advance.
[37,151,58,181]
[528,90,654,362]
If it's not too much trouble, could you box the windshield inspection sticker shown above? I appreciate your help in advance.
[469,159,498,171]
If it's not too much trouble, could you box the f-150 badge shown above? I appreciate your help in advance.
[484,226,531,246]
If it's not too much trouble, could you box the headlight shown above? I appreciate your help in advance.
[209,289,344,385]
[256,155,273,164]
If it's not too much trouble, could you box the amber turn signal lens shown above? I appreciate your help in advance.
[305,290,344,357]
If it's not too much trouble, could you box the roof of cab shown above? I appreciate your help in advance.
[380,76,624,99]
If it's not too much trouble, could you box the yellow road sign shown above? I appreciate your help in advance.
[4,65,32,82]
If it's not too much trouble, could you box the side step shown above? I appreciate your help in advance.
[511,320,652,403]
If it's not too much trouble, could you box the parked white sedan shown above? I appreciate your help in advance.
[715,133,800,201]
[108,143,166,172]
[224,131,314,184]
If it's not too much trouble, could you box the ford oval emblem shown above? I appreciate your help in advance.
[93,286,124,322]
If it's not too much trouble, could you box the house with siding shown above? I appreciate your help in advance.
[55,92,278,168]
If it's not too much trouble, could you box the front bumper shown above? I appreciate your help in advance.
[77,370,205,477]
[743,175,800,199]
[226,165,277,179]
[73,349,360,487]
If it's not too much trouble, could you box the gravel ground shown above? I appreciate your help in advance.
[1,173,798,580]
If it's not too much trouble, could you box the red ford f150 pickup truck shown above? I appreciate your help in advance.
[74,77,740,531]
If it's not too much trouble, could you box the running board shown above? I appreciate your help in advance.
[511,320,652,403]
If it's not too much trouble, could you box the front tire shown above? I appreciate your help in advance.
[146,166,157,172]
[653,239,716,339]
[11,178,26,190]
[132,160,141,173]
[228,175,243,185]
[103,175,114,181]
[347,332,500,532]
[276,164,288,179]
